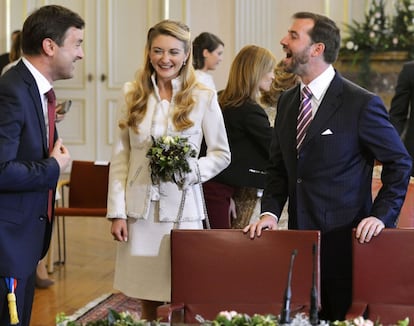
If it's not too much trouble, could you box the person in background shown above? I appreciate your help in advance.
[192,32,224,90]
[1,31,22,75]
[389,61,414,176]
[107,20,230,320]
[203,45,276,229]
[0,30,21,73]
[0,5,83,326]
[244,11,412,321]
[260,59,300,119]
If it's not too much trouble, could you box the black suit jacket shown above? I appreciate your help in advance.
[390,61,414,174]
[0,52,10,74]
[214,100,272,188]
[0,60,60,279]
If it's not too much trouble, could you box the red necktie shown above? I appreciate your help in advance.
[296,86,313,150]
[45,89,56,221]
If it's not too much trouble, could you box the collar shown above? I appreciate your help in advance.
[21,57,53,95]
[301,65,335,101]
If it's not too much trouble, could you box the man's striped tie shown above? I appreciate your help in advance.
[296,86,313,150]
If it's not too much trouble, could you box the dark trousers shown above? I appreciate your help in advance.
[0,271,36,326]
[318,228,353,321]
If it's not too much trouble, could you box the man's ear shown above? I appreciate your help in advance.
[42,38,56,56]
[312,42,325,58]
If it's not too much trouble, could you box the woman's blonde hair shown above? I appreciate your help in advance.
[121,20,198,133]
[219,45,277,109]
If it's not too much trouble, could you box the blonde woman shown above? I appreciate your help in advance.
[107,20,230,320]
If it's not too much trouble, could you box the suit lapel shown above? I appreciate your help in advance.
[301,73,343,149]
[16,61,49,154]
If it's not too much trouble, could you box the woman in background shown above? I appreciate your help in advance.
[203,45,276,229]
[192,32,224,90]
[107,20,230,320]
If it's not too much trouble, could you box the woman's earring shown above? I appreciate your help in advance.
[183,61,186,66]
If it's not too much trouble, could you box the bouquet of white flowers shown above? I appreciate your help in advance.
[146,135,197,188]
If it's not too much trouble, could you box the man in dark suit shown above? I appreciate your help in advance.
[0,5,84,326]
[389,61,414,176]
[244,12,412,321]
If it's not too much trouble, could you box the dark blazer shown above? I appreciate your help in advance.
[0,52,10,74]
[214,100,272,188]
[0,60,60,279]
[261,71,412,292]
[389,61,414,175]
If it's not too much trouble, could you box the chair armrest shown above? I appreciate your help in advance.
[346,302,367,320]
[157,302,185,323]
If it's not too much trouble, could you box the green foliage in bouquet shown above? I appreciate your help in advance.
[146,135,197,187]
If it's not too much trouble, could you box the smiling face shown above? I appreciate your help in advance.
[149,34,188,83]
[280,18,315,76]
[203,44,224,71]
[50,27,84,81]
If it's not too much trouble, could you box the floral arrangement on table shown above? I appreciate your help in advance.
[146,135,197,188]
[341,0,414,56]
[211,311,410,326]
[56,310,410,326]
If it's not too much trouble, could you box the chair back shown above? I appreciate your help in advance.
[67,161,109,208]
[167,229,320,323]
[347,229,414,323]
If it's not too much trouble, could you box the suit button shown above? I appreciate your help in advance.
[297,178,302,183]
[39,215,46,221]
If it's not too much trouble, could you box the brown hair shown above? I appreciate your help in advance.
[219,45,276,109]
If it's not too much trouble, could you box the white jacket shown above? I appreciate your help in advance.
[107,76,230,222]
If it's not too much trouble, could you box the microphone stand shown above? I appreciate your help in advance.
[309,243,319,325]
[279,249,297,324]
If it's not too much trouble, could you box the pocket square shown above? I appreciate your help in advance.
[321,129,333,135]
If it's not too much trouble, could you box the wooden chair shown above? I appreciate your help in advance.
[346,229,414,323]
[49,160,109,270]
[157,229,321,323]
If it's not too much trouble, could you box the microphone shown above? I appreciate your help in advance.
[309,243,319,325]
[279,249,298,324]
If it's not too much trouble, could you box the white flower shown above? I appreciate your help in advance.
[393,37,399,45]
[163,135,175,145]
[369,31,376,38]
[373,24,379,31]
[346,41,355,50]
[353,316,374,326]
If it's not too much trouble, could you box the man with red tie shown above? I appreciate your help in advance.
[0,5,84,326]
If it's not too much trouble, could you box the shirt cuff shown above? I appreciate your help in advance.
[260,211,279,222]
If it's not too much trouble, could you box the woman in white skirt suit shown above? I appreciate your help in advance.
[107,20,230,320]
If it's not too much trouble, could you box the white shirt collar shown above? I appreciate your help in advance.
[22,57,53,95]
[301,65,335,101]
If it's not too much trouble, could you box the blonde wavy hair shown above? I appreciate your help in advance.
[219,45,277,109]
[121,20,198,133]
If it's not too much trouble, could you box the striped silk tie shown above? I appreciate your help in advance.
[296,86,313,150]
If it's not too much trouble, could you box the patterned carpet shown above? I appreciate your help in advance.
[68,292,142,323]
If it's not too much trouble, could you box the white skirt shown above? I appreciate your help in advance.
[113,201,203,302]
